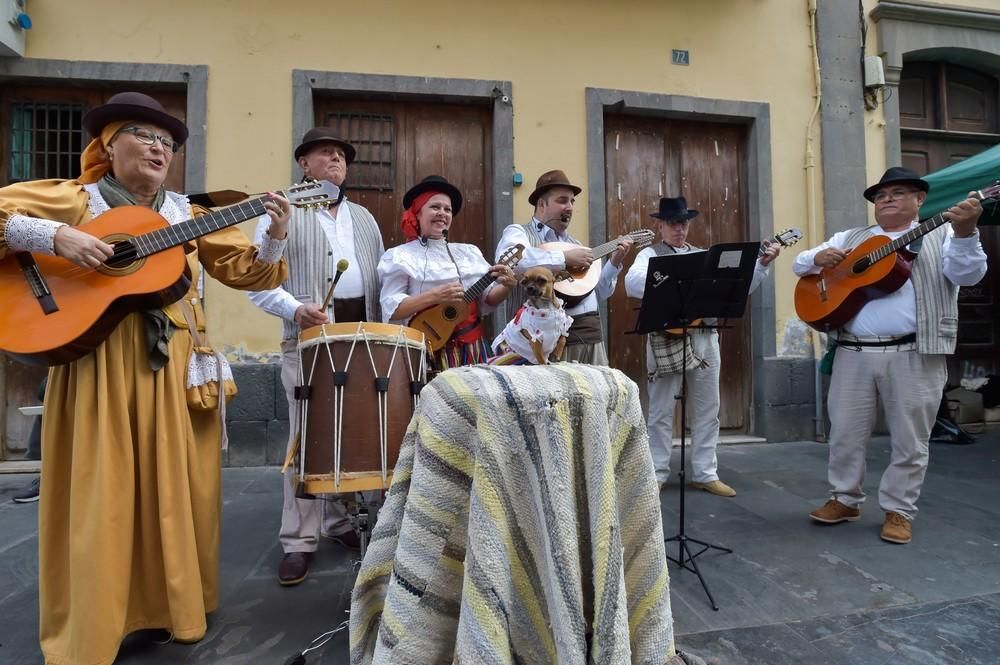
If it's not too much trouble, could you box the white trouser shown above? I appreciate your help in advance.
[826,347,946,520]
[279,340,351,554]
[645,331,721,484]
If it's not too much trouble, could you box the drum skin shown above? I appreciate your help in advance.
[297,323,425,491]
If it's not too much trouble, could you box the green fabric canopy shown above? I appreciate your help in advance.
[922,143,1000,224]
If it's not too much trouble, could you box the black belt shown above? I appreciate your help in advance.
[843,333,916,347]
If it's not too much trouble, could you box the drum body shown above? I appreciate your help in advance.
[296,322,426,493]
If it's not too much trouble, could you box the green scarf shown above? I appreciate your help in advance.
[97,174,173,371]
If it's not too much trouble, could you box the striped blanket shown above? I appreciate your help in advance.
[350,364,678,664]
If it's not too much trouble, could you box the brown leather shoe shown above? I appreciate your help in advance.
[880,511,912,544]
[809,499,860,524]
[278,552,311,586]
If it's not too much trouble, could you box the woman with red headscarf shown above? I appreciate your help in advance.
[378,175,516,370]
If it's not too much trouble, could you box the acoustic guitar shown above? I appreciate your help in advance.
[546,228,656,307]
[663,227,804,334]
[408,244,524,352]
[794,182,999,332]
[0,180,339,365]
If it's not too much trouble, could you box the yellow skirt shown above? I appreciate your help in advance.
[38,313,221,665]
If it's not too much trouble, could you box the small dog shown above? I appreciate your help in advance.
[491,267,573,365]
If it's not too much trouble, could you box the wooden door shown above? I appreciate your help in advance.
[312,98,492,253]
[900,62,1000,379]
[605,115,750,431]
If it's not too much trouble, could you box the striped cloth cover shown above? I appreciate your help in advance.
[350,363,677,665]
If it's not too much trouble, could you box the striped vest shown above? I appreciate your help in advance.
[279,201,384,340]
[837,224,958,355]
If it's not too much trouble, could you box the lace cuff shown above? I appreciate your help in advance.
[257,233,287,264]
[4,215,65,255]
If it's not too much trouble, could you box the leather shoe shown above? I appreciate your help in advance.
[278,552,311,586]
[880,511,912,544]
[327,530,362,551]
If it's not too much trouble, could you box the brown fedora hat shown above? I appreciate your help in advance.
[528,169,582,205]
[83,92,188,145]
[402,175,463,216]
[294,127,357,163]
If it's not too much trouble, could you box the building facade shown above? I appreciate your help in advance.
[1,0,997,460]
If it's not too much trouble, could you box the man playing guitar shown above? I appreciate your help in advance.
[793,167,986,545]
[494,169,634,364]
[625,197,781,498]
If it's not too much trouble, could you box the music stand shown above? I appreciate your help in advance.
[634,242,759,611]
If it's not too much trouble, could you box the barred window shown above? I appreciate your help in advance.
[322,112,394,191]
[9,102,85,182]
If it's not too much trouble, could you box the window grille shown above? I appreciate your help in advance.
[322,112,394,191]
[10,102,85,182]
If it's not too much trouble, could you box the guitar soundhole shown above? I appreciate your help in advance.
[99,239,144,275]
[851,258,870,274]
[444,306,458,321]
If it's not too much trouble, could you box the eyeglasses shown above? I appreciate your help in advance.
[118,126,180,153]
[872,188,918,203]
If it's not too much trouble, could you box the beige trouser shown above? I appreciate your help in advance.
[562,340,609,366]
[826,347,946,521]
[279,340,351,554]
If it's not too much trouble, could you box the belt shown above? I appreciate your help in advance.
[837,333,916,352]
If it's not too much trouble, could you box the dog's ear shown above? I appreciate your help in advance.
[553,270,574,283]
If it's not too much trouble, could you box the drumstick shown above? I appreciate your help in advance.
[321,259,350,311]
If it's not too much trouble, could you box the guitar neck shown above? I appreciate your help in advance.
[463,271,497,303]
[589,238,624,260]
[869,213,950,263]
[133,196,271,257]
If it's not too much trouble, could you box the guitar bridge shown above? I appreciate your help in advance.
[16,252,59,315]
[818,274,828,302]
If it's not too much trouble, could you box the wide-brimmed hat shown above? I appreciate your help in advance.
[83,91,189,145]
[402,175,463,216]
[863,166,930,202]
[650,197,699,222]
[294,127,357,163]
[528,169,582,206]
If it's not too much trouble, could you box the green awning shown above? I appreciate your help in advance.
[922,143,1000,224]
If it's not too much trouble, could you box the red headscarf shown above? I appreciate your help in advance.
[400,190,442,242]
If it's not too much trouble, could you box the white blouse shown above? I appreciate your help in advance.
[378,238,501,324]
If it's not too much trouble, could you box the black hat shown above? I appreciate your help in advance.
[402,175,463,216]
[294,127,357,163]
[863,167,930,202]
[83,91,189,145]
[650,197,699,221]
[529,169,582,206]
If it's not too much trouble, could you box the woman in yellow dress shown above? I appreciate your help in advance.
[0,92,290,665]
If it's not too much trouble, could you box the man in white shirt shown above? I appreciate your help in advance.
[249,128,384,585]
[625,197,780,497]
[794,167,986,544]
[495,170,633,364]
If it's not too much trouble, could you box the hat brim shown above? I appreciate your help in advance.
[528,183,582,206]
[83,103,189,146]
[403,180,463,216]
[863,178,929,202]
[651,209,699,221]
[294,138,357,164]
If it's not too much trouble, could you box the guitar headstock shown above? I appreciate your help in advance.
[773,228,804,248]
[499,243,525,267]
[628,229,656,248]
[284,180,341,209]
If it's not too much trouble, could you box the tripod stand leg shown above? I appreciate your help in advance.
[664,535,721,611]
